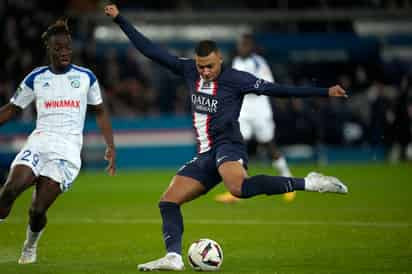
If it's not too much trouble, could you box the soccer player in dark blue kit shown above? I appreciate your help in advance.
[105,4,349,271]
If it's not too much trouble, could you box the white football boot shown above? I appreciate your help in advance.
[18,241,37,264]
[138,252,184,271]
[304,172,348,194]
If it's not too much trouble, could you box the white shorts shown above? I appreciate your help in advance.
[11,145,80,193]
[239,115,275,143]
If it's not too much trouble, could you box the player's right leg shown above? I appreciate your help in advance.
[0,165,36,221]
[18,176,62,264]
[137,175,206,272]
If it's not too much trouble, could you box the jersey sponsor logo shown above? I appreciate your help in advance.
[44,99,80,109]
[71,80,80,88]
[191,94,218,114]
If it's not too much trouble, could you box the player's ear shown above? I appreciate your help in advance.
[217,51,223,63]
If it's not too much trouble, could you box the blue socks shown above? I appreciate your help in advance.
[159,201,184,254]
[241,175,305,198]
[158,177,304,253]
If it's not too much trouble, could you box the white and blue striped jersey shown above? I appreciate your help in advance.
[10,64,103,167]
[11,64,102,135]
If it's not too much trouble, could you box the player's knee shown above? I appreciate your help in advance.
[29,206,46,220]
[159,195,185,205]
[0,183,20,204]
[226,183,242,198]
[222,174,245,198]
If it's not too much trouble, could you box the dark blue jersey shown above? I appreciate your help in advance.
[114,15,329,153]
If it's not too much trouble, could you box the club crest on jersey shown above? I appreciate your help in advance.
[201,81,212,89]
[191,94,218,114]
[71,80,80,88]
[42,82,50,88]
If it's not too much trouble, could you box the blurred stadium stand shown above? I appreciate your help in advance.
[1,0,412,168]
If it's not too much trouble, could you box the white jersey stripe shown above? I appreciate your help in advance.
[193,78,217,153]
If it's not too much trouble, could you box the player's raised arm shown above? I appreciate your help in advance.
[104,4,185,75]
[239,71,348,98]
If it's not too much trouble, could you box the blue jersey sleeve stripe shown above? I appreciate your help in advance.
[24,66,49,90]
[71,65,97,87]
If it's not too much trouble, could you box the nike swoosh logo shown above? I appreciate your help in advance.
[217,156,228,163]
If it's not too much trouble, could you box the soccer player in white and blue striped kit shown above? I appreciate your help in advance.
[0,18,116,264]
[105,4,349,271]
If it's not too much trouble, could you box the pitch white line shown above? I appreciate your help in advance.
[4,218,411,228]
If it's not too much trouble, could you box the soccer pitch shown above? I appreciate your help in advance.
[1,163,411,273]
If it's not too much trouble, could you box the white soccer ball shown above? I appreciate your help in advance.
[188,238,223,271]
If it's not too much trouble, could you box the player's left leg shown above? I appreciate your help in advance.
[218,161,348,199]
[256,116,295,201]
[0,166,7,188]
[264,141,296,202]
[18,176,61,264]
[214,117,253,204]
[0,165,37,220]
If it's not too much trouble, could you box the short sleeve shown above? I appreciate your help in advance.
[87,79,103,105]
[10,80,35,109]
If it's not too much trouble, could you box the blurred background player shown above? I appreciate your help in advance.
[0,18,116,264]
[215,33,295,204]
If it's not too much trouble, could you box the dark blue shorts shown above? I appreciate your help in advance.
[176,142,248,192]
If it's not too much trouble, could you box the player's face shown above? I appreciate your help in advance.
[237,37,253,58]
[195,51,223,81]
[47,34,72,70]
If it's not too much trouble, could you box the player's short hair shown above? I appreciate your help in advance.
[41,17,71,46]
[195,40,219,57]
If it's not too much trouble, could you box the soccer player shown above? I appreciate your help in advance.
[105,4,348,271]
[0,18,116,264]
[215,33,294,204]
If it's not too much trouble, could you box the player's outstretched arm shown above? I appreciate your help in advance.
[0,103,21,126]
[328,85,348,98]
[240,72,348,98]
[89,104,116,176]
[104,4,185,75]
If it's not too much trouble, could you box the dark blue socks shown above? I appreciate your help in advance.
[241,175,305,198]
[159,201,184,254]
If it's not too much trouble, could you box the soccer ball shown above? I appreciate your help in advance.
[187,238,223,271]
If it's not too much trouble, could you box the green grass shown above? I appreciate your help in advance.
[1,163,412,273]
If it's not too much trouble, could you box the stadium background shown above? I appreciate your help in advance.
[0,1,411,274]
